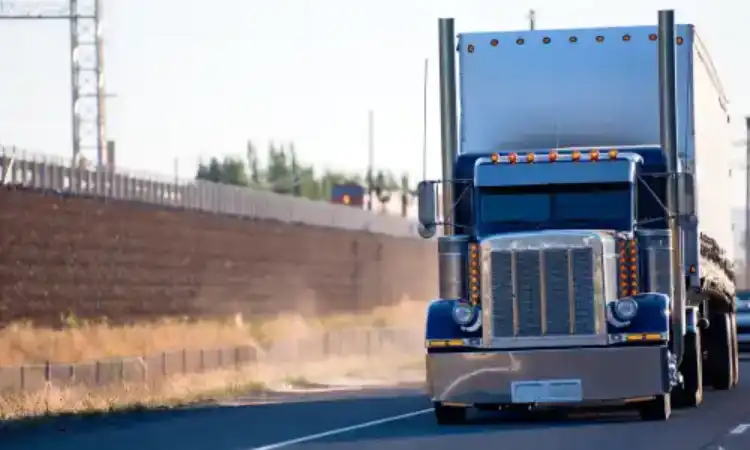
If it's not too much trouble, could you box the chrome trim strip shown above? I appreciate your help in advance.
[568,248,575,334]
[539,249,547,336]
[511,250,519,336]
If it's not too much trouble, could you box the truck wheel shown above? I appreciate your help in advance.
[730,313,740,387]
[434,403,467,425]
[674,330,703,408]
[706,312,733,390]
[638,394,671,421]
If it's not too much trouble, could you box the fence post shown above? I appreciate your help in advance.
[376,242,384,306]
[351,239,360,310]
[366,329,372,359]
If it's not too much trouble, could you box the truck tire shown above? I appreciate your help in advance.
[434,403,467,425]
[673,330,703,408]
[638,394,671,421]
[706,312,733,390]
[730,313,740,387]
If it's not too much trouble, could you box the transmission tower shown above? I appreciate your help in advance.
[0,0,110,167]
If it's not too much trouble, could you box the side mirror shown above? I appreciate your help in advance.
[417,181,437,239]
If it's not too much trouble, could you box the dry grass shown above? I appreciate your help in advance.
[0,371,265,421]
[0,353,425,421]
[0,298,427,420]
[0,298,427,366]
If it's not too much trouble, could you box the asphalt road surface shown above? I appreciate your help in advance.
[5,359,750,450]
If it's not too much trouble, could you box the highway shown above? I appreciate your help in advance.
[4,360,750,450]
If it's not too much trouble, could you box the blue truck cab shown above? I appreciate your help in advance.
[418,13,738,424]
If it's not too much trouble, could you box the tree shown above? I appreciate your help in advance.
[288,143,301,197]
[195,157,222,183]
[266,142,292,194]
[373,169,400,210]
[196,156,248,186]
[400,173,410,217]
[218,157,249,186]
[246,140,261,185]
[195,140,404,207]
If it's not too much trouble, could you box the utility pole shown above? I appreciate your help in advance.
[528,9,536,30]
[745,117,750,288]
[422,57,429,181]
[367,110,374,211]
[0,0,113,167]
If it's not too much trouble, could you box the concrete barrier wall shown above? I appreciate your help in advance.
[0,147,420,237]
[0,186,438,326]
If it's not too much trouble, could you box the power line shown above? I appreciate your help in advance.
[422,57,428,181]
[1,0,113,167]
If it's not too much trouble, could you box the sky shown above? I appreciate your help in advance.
[1,0,749,205]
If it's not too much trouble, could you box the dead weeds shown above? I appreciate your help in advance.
[0,298,427,421]
[0,354,425,421]
[0,298,427,366]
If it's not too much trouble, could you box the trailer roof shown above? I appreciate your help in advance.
[458,23,695,38]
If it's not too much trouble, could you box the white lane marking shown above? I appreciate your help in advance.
[245,408,433,450]
[730,423,750,435]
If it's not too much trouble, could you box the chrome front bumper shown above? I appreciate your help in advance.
[426,345,669,405]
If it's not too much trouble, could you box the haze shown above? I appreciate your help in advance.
[1,0,747,207]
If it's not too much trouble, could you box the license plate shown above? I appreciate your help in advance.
[510,379,583,404]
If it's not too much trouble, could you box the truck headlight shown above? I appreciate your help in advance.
[452,302,476,326]
[614,298,638,321]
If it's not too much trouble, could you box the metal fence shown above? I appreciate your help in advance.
[0,327,422,393]
[0,146,420,238]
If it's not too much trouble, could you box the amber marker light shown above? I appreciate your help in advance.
[468,243,481,305]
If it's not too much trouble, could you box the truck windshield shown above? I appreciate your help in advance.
[477,182,633,233]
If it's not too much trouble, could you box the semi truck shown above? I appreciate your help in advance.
[417,10,739,423]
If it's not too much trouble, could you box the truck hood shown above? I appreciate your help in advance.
[478,229,616,251]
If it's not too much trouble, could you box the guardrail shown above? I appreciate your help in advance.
[0,146,420,238]
[0,327,422,393]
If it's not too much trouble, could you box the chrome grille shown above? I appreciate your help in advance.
[489,247,597,338]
